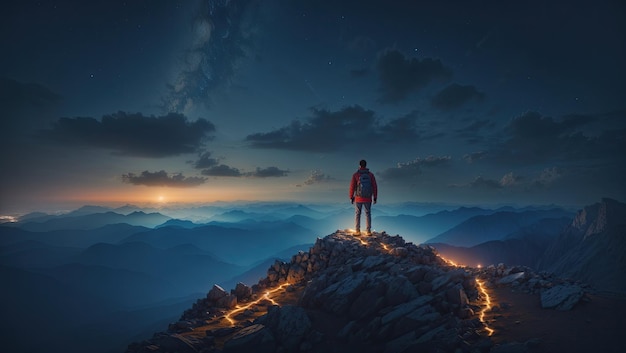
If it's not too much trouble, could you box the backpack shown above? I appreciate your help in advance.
[356,170,373,198]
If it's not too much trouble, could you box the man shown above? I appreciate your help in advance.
[349,159,378,236]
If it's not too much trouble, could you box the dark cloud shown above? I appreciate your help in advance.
[1,77,61,115]
[380,156,451,180]
[431,83,485,110]
[201,164,242,177]
[376,49,452,103]
[0,77,61,135]
[163,0,259,112]
[246,166,289,178]
[122,170,206,187]
[466,176,503,189]
[41,111,215,157]
[246,105,419,152]
[194,151,220,169]
[492,111,626,166]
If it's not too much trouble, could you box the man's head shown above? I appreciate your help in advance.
[359,159,367,168]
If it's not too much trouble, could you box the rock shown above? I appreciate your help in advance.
[446,285,469,307]
[207,284,228,302]
[257,305,312,351]
[152,334,200,353]
[217,294,238,309]
[223,324,276,353]
[540,284,584,310]
[286,264,306,283]
[497,272,526,285]
[233,282,252,301]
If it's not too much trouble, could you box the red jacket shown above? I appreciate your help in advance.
[349,167,378,203]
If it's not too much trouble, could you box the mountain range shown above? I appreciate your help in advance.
[1,198,624,353]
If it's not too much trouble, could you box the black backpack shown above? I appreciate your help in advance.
[356,170,373,198]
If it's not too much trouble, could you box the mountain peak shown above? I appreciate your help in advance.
[125,231,504,352]
[571,198,626,238]
[126,230,595,353]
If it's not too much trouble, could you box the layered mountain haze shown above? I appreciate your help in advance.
[1,199,625,353]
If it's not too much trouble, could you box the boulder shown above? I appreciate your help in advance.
[223,324,275,353]
[258,305,312,351]
[207,284,228,302]
[233,282,252,301]
[217,294,238,309]
[540,284,584,310]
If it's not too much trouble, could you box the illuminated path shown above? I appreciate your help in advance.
[475,279,495,336]
[437,255,495,336]
[224,282,292,325]
[220,230,495,337]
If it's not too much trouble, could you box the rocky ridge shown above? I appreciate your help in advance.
[126,230,589,353]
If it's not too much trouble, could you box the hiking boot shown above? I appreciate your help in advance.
[354,230,361,236]
[365,231,372,236]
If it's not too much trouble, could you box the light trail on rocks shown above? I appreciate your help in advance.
[437,254,495,336]
[224,282,291,325]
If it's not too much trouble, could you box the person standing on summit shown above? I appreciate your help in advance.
[349,159,378,236]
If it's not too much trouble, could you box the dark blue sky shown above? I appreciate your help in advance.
[1,0,625,214]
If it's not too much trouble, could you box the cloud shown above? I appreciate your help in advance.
[531,167,563,187]
[303,170,331,185]
[499,172,522,187]
[466,176,502,189]
[376,49,452,103]
[163,0,259,112]
[41,111,215,157]
[455,171,522,190]
[431,83,485,110]
[491,110,626,166]
[122,170,206,187]
[0,77,61,135]
[201,164,242,177]
[246,166,289,178]
[463,151,488,163]
[246,105,419,152]
[380,156,451,180]
[194,151,220,169]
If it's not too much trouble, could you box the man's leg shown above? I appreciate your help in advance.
[354,202,363,234]
[364,202,372,234]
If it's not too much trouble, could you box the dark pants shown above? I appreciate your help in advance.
[355,202,372,232]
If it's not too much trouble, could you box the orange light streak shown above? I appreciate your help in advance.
[475,279,495,336]
[435,254,495,336]
[224,282,290,325]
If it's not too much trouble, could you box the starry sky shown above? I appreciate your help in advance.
[1,0,625,214]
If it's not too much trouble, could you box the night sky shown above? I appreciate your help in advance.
[1,0,625,214]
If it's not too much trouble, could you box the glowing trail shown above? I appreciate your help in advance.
[436,254,495,336]
[224,283,290,325]
[476,279,495,336]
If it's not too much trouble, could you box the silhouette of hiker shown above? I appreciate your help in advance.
[349,159,378,236]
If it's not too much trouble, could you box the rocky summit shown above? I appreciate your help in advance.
[126,230,589,353]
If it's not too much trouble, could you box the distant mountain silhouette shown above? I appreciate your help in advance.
[72,241,242,296]
[374,206,497,244]
[1,223,149,247]
[16,211,171,231]
[537,198,626,293]
[119,222,317,266]
[430,199,626,293]
[425,208,575,247]
[431,217,572,268]
[155,219,201,229]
